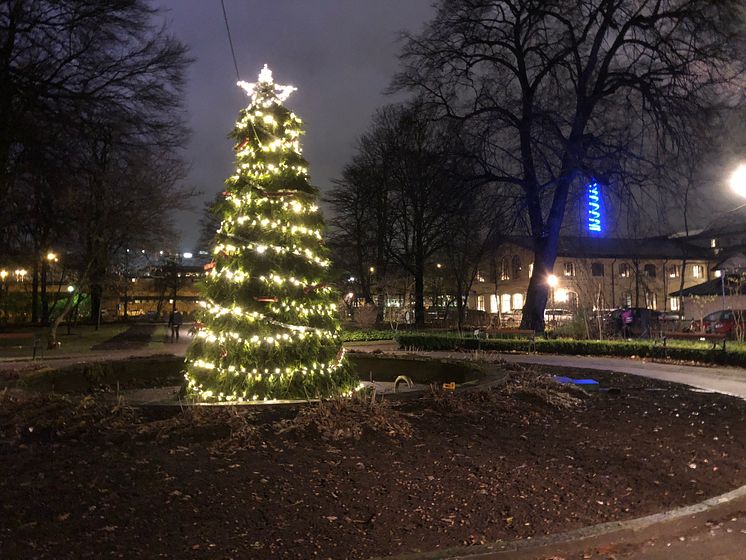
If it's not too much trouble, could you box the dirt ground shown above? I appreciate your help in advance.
[2,364,746,560]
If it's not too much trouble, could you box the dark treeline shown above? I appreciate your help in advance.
[329,0,746,331]
[326,103,509,329]
[0,0,192,338]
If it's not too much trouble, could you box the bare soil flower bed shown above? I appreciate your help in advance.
[2,365,746,559]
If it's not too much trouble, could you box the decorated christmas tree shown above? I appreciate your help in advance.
[184,65,357,403]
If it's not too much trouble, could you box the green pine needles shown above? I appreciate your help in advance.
[184,65,357,403]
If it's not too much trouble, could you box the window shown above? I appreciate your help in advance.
[619,263,631,278]
[386,296,404,307]
[692,264,705,279]
[711,238,717,248]
[591,262,604,277]
[563,262,575,277]
[489,294,498,314]
[645,291,657,310]
[511,255,522,279]
[643,264,656,278]
[512,293,524,311]
[500,258,510,281]
[669,296,680,311]
[622,292,632,307]
[477,295,485,311]
[668,265,680,278]
[567,291,579,310]
[528,263,534,278]
[500,294,511,313]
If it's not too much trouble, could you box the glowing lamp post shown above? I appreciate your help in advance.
[0,270,7,320]
[729,164,746,198]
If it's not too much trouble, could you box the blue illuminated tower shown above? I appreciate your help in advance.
[586,181,603,235]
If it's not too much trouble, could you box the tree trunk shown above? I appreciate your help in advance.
[414,258,425,328]
[90,283,102,327]
[31,257,39,324]
[48,292,75,349]
[520,239,557,332]
[41,259,49,325]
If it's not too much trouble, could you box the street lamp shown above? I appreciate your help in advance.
[729,163,746,197]
[0,270,7,320]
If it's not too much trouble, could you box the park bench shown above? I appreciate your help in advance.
[653,331,727,359]
[0,332,44,359]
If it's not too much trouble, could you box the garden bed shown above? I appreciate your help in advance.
[2,363,746,559]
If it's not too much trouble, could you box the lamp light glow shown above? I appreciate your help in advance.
[729,164,746,198]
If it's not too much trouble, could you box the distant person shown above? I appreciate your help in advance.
[168,308,183,342]
[621,307,633,338]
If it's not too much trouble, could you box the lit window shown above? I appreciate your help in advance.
[499,258,509,281]
[512,293,524,311]
[528,263,534,277]
[619,263,631,278]
[692,264,705,279]
[645,291,657,310]
[668,265,680,278]
[711,239,717,248]
[669,296,680,311]
[500,294,511,313]
[489,294,498,314]
[477,295,485,311]
[563,262,575,277]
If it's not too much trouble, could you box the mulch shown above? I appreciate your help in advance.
[1,364,746,559]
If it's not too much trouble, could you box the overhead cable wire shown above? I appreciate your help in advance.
[221,0,240,81]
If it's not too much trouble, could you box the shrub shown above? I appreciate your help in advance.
[341,329,399,342]
[394,333,746,368]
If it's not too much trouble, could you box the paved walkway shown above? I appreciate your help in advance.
[0,339,189,375]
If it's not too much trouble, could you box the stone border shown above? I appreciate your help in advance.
[374,483,746,559]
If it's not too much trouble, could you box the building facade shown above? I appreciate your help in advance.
[470,236,715,324]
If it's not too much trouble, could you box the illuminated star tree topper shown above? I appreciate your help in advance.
[237,64,297,105]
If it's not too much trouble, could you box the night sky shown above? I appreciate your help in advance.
[156,0,435,251]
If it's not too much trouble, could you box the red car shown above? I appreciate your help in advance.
[701,310,746,337]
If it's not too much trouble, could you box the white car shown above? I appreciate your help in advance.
[544,308,574,325]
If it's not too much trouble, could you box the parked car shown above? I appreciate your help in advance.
[544,308,574,325]
[605,307,661,338]
[700,310,746,338]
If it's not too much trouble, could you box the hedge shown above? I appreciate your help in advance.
[394,333,746,368]
[341,329,399,342]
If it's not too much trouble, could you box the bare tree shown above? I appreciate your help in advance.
[393,0,746,331]
[0,0,193,330]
